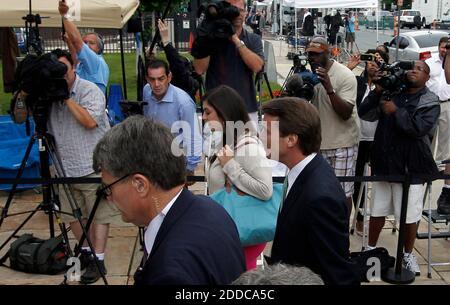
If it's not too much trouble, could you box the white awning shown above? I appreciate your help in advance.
[283,0,378,8]
[0,0,140,29]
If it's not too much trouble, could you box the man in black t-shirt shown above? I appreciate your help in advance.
[193,0,264,122]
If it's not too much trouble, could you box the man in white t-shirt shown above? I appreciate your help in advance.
[425,36,450,214]
[307,37,359,214]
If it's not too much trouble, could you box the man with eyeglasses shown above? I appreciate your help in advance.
[192,0,264,123]
[359,60,440,276]
[93,116,246,285]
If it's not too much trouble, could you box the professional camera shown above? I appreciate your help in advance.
[281,54,320,101]
[191,0,240,59]
[375,60,414,97]
[10,53,69,126]
[199,0,240,25]
[292,54,308,73]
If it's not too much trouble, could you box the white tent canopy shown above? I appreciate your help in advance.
[0,0,140,29]
[282,0,377,8]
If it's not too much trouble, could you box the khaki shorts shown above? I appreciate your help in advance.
[58,173,119,224]
[370,182,425,224]
[345,32,355,43]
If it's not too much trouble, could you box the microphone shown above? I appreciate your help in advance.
[285,74,304,96]
[284,74,315,101]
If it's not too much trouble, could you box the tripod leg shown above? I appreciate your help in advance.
[263,72,274,99]
[44,137,108,285]
[0,207,39,254]
[37,137,55,238]
[50,185,74,258]
[0,135,36,228]
[76,193,102,254]
[280,66,296,94]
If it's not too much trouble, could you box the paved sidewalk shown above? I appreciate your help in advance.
[1,33,449,285]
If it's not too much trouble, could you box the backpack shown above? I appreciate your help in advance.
[350,247,395,282]
[1,234,68,274]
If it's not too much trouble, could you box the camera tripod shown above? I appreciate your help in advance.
[255,67,274,121]
[0,105,108,285]
[279,63,304,94]
[23,0,46,56]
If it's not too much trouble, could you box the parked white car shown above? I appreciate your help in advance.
[399,10,422,29]
[386,30,449,62]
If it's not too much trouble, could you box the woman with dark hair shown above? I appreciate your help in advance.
[375,45,389,63]
[202,85,273,270]
[352,49,388,234]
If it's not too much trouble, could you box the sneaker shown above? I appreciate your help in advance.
[80,257,107,284]
[79,250,92,270]
[403,253,420,276]
[437,188,450,215]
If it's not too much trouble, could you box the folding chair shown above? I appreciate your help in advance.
[416,179,450,278]
[350,162,370,250]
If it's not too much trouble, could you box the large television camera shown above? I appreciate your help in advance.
[10,53,69,128]
[375,60,414,98]
[191,0,240,59]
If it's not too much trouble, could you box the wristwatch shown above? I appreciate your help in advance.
[63,13,73,21]
[327,89,336,96]
[236,40,245,49]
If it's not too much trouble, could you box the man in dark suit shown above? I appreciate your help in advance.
[93,116,246,285]
[261,98,359,285]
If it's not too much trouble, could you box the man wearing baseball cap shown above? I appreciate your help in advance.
[306,37,359,218]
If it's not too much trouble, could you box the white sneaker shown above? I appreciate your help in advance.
[403,253,421,276]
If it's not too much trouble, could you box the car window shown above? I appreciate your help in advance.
[403,11,420,16]
[389,36,410,49]
[414,34,447,48]
[398,37,409,49]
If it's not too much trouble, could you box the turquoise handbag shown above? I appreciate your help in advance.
[210,183,283,246]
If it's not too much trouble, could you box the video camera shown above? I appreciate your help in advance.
[10,53,69,127]
[191,0,240,59]
[375,60,414,98]
[198,0,240,24]
[281,53,320,101]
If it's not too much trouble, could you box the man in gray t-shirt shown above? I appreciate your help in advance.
[193,0,264,120]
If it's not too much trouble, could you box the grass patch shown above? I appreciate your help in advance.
[0,62,12,114]
[103,53,137,101]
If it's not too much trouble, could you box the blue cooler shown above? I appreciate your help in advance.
[0,115,40,191]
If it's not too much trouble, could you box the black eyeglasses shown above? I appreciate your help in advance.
[98,173,132,198]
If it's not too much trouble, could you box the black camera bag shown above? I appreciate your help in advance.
[350,247,395,282]
[2,234,68,274]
